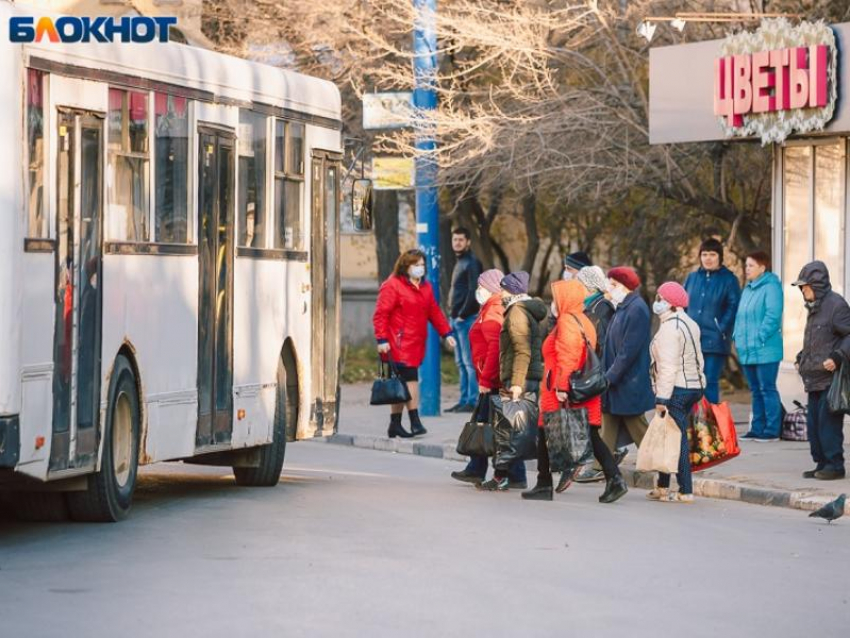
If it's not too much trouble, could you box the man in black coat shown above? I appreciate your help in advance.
[447,228,483,413]
[793,261,850,480]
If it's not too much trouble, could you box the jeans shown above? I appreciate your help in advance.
[702,354,726,404]
[451,316,478,406]
[657,387,703,495]
[741,362,781,438]
[807,390,846,472]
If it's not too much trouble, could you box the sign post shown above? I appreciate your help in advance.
[413,0,441,416]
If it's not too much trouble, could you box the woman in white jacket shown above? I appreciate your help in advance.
[648,282,706,503]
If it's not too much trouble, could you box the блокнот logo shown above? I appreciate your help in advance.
[10,16,177,43]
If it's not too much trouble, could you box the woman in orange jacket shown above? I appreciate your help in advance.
[522,279,627,503]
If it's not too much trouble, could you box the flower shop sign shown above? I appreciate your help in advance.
[713,19,837,144]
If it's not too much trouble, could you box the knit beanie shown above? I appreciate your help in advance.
[657,281,689,308]
[577,266,609,293]
[564,251,592,271]
[478,269,505,294]
[500,271,530,295]
[607,266,641,291]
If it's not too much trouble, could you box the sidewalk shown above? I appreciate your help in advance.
[318,383,850,515]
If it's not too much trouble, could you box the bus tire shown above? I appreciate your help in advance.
[11,492,70,522]
[67,355,140,522]
[233,364,287,487]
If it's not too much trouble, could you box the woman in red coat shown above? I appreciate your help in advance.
[522,279,627,503]
[373,249,455,438]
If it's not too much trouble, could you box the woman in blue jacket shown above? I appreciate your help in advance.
[733,251,784,440]
[684,238,741,403]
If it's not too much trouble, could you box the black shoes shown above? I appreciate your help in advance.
[451,470,484,485]
[447,403,476,413]
[387,421,414,438]
[814,469,846,481]
[521,484,553,501]
[556,467,578,494]
[410,421,427,437]
[477,477,510,491]
[507,479,528,490]
[803,468,821,479]
[599,476,628,504]
[446,403,464,413]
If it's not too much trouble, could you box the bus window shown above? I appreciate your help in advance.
[107,88,150,241]
[273,119,304,251]
[26,69,46,238]
[154,93,189,243]
[237,110,268,248]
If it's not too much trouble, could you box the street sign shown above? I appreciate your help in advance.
[372,156,415,190]
[362,92,413,130]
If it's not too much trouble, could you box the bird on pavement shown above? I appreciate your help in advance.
[808,494,846,524]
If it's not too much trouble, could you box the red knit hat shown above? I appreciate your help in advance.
[657,281,689,308]
[607,266,640,291]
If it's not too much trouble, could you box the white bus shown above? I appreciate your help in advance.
[0,3,344,521]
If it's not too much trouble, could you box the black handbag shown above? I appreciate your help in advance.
[827,361,850,415]
[456,396,496,457]
[567,315,608,404]
[543,406,592,472]
[369,358,412,406]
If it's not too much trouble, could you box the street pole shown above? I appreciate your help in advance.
[413,0,440,416]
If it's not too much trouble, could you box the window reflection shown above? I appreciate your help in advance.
[782,146,811,363]
[108,88,150,241]
[155,93,189,243]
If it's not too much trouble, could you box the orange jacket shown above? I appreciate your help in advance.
[540,280,602,426]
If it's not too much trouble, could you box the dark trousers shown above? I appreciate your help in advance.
[703,354,726,404]
[536,426,619,487]
[657,387,703,495]
[807,390,846,472]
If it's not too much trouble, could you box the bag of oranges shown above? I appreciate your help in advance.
[687,398,740,472]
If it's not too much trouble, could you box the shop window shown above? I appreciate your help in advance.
[108,88,150,241]
[26,69,46,238]
[814,143,845,295]
[273,118,304,250]
[237,110,268,248]
[154,93,189,243]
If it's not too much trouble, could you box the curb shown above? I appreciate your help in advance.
[321,433,846,514]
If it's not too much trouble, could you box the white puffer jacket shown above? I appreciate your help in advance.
[650,310,706,402]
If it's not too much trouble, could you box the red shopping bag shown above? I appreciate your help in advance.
[687,398,740,472]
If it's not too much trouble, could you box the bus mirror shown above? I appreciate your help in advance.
[352,179,374,232]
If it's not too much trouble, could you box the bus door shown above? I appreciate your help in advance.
[196,127,235,449]
[50,109,104,472]
[310,152,342,431]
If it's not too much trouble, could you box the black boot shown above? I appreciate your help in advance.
[409,409,427,437]
[521,484,553,501]
[599,475,628,504]
[388,414,413,438]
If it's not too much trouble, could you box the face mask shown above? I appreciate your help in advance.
[550,302,559,318]
[409,265,426,279]
[610,286,628,305]
[475,287,491,305]
[652,300,671,315]
[562,270,574,281]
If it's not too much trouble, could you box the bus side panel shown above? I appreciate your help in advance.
[0,37,23,418]
[101,254,199,464]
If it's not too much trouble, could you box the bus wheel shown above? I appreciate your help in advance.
[67,355,140,522]
[11,492,69,522]
[233,363,288,487]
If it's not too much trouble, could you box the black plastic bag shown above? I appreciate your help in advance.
[543,407,592,472]
[491,393,538,469]
[827,362,850,415]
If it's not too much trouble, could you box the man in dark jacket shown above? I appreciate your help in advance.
[684,238,741,403]
[793,261,850,480]
[478,271,547,491]
[600,267,655,457]
[447,228,483,413]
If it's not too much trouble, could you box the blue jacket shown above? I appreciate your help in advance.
[733,272,784,365]
[602,291,655,415]
[684,266,741,355]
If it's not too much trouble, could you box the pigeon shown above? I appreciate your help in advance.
[808,494,846,524]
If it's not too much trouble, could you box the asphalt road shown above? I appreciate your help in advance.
[0,442,848,638]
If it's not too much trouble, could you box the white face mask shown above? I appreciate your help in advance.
[652,300,671,316]
[409,265,426,279]
[550,301,559,318]
[610,285,628,305]
[562,269,574,281]
[475,287,491,305]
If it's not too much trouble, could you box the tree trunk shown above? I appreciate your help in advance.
[521,193,539,274]
[374,189,400,282]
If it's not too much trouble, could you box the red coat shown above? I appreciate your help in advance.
[468,295,504,390]
[540,280,602,426]
[373,274,452,367]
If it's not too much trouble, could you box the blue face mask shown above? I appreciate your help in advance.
[409,265,426,279]
[652,300,671,315]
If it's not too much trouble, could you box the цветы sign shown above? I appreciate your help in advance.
[713,19,837,144]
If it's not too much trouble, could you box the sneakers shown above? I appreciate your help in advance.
[477,477,510,491]
[664,492,695,503]
[521,484,553,501]
[574,465,605,483]
[752,436,780,442]
[555,467,578,493]
[450,470,484,485]
[646,487,669,501]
